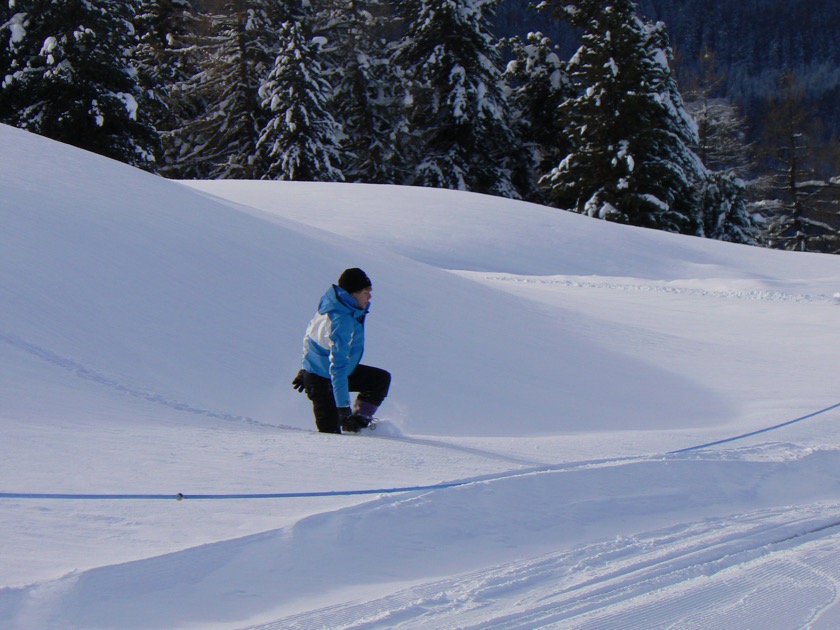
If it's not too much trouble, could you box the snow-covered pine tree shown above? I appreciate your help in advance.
[542,0,704,234]
[394,0,520,198]
[315,0,402,184]
[134,0,202,175]
[172,0,285,179]
[0,4,13,96]
[503,31,572,203]
[0,0,159,170]
[256,19,343,181]
[700,171,761,245]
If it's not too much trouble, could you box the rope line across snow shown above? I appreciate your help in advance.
[2,401,839,501]
[0,481,476,501]
[667,401,840,454]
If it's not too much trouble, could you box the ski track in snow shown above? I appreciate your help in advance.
[6,448,840,629]
[248,505,840,629]
[0,331,542,470]
[0,330,290,431]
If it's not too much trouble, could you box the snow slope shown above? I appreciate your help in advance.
[2,123,840,628]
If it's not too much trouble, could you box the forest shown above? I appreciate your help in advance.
[499,0,840,169]
[2,0,838,253]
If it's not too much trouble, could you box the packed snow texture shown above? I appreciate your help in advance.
[2,123,840,628]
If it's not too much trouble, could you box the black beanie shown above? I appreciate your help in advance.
[338,268,372,294]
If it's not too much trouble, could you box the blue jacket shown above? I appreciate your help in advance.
[302,285,368,407]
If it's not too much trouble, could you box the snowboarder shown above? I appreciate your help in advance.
[292,268,391,433]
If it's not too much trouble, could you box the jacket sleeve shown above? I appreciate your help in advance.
[328,310,354,407]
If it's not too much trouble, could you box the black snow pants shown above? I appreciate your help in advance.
[303,365,391,433]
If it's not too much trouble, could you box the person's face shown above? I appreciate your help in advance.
[352,287,372,309]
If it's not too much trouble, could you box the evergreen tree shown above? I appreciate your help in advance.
[502,31,572,203]
[394,0,520,198]
[0,0,159,170]
[0,5,14,94]
[542,0,704,234]
[700,171,761,245]
[315,0,402,183]
[172,0,286,179]
[134,0,202,174]
[256,19,344,181]
[135,0,195,97]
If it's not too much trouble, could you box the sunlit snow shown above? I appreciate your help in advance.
[3,123,840,628]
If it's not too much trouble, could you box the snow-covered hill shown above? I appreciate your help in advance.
[2,123,840,628]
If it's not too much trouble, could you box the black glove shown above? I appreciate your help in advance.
[292,369,306,393]
[337,407,363,433]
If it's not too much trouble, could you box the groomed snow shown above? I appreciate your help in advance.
[2,123,840,628]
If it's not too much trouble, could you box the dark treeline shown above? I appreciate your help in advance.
[2,0,838,253]
[498,0,840,171]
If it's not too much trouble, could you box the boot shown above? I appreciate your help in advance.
[353,399,378,428]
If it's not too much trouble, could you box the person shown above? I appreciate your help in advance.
[292,268,391,433]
